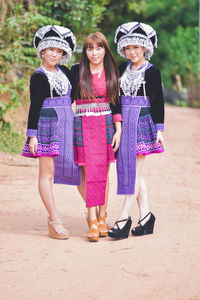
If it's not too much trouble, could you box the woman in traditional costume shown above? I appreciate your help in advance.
[22,25,81,239]
[71,32,122,242]
[108,22,164,239]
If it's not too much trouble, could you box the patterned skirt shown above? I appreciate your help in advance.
[136,107,164,156]
[22,108,59,158]
[73,113,115,165]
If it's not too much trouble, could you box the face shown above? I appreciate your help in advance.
[42,47,63,67]
[124,45,146,65]
[86,42,105,67]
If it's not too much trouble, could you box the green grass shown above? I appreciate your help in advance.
[0,126,25,154]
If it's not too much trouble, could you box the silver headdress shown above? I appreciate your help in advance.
[33,25,76,64]
[114,22,157,60]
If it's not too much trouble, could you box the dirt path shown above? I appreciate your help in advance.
[0,106,200,300]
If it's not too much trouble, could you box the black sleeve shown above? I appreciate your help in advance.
[27,72,47,130]
[119,62,128,97]
[108,63,126,116]
[145,67,164,126]
[110,99,121,115]
[119,62,128,77]
[59,65,73,103]
[70,64,80,101]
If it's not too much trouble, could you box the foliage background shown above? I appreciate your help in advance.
[0,0,199,152]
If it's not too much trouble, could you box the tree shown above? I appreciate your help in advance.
[100,0,199,91]
[0,4,59,128]
[168,26,199,106]
[0,0,109,129]
[35,0,109,60]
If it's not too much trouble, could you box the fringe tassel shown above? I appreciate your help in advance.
[143,81,146,100]
[75,107,111,117]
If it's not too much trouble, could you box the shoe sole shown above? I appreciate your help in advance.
[88,238,99,242]
[131,228,154,236]
[108,232,129,239]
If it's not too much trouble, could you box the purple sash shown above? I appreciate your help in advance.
[42,96,81,186]
[117,96,150,195]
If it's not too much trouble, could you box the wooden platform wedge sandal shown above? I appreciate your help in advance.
[87,219,99,242]
[48,217,69,239]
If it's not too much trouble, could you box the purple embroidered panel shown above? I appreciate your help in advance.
[121,95,150,107]
[117,95,150,195]
[117,105,140,195]
[53,101,81,186]
[42,96,71,108]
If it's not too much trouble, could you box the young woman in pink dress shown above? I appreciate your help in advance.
[71,32,122,242]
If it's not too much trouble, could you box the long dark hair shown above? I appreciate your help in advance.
[78,32,119,105]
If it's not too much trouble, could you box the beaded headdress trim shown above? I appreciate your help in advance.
[34,25,76,64]
[114,22,157,60]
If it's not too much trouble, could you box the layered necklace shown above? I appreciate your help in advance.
[120,61,148,98]
[41,66,71,97]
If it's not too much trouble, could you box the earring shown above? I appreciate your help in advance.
[41,53,44,60]
[144,50,149,60]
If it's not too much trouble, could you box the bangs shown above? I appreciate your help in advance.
[84,36,105,49]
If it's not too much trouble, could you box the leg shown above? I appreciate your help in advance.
[38,157,68,237]
[38,156,59,220]
[80,164,110,219]
[78,164,110,210]
[132,158,156,236]
[77,166,99,219]
[116,155,145,227]
[137,172,151,225]
[77,166,86,202]
[78,167,99,241]
[108,156,145,239]
[99,164,110,217]
[87,206,99,242]
[97,164,110,237]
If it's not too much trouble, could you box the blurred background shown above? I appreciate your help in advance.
[0,0,199,153]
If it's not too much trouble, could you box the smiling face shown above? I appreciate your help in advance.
[124,45,146,66]
[86,42,105,68]
[42,47,63,69]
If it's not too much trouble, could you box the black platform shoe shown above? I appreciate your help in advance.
[108,217,132,239]
[131,212,155,236]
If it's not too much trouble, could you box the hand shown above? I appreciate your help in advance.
[156,130,164,146]
[112,129,121,152]
[29,137,38,156]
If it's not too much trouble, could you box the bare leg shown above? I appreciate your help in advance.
[77,166,86,202]
[113,155,145,229]
[136,173,150,225]
[38,157,67,233]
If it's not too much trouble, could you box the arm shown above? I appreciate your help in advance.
[110,97,122,152]
[27,72,46,155]
[26,72,46,137]
[112,120,122,152]
[146,67,165,146]
[110,62,126,123]
[110,62,128,151]
[110,99,122,123]
[146,67,164,131]
[59,65,73,104]
[70,64,80,102]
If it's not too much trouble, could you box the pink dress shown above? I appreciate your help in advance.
[73,70,119,207]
